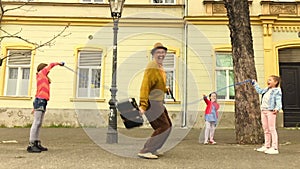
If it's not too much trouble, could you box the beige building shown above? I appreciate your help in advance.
[0,0,299,128]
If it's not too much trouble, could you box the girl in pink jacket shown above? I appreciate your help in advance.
[203,92,219,144]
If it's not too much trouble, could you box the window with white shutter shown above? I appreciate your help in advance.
[77,51,102,98]
[164,53,176,100]
[152,0,176,4]
[80,0,104,3]
[273,0,295,2]
[5,50,31,96]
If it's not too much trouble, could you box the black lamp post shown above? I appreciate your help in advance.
[106,0,125,144]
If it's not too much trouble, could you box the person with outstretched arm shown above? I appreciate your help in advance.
[27,62,64,153]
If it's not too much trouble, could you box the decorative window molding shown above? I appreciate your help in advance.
[203,0,253,15]
[152,0,176,4]
[80,0,104,4]
[261,0,299,15]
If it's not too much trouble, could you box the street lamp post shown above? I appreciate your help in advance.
[106,0,125,144]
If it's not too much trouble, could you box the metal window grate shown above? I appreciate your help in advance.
[79,51,102,67]
[7,50,31,65]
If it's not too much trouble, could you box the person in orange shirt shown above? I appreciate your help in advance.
[27,62,64,153]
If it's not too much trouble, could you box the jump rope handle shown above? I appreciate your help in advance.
[167,88,176,102]
[60,62,65,66]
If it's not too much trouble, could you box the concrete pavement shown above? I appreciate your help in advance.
[0,128,299,169]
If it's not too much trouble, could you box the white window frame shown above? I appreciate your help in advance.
[80,0,104,3]
[152,0,176,4]
[76,51,102,98]
[164,53,176,101]
[7,0,34,2]
[4,50,31,97]
[215,52,234,100]
[273,0,295,2]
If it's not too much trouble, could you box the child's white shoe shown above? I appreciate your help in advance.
[265,147,279,155]
[256,146,268,152]
[204,141,209,145]
[209,140,217,145]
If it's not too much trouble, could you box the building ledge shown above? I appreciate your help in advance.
[218,100,235,105]
[165,100,181,104]
[0,96,32,100]
[69,98,106,102]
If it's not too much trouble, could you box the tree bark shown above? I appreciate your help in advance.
[224,0,264,144]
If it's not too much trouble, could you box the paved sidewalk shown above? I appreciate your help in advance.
[0,128,299,169]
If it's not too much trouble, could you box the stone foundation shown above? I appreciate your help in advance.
[0,108,284,128]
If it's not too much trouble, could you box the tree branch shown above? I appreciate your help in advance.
[33,24,71,51]
[0,0,72,66]
[0,24,71,62]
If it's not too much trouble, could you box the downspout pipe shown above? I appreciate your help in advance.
[181,0,188,128]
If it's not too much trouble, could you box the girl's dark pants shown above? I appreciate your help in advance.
[140,100,172,153]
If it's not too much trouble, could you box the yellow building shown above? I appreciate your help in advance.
[0,0,299,128]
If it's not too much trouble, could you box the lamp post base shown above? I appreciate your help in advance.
[106,129,118,144]
[106,102,118,144]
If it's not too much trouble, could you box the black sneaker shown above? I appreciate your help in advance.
[36,140,48,151]
[27,143,41,153]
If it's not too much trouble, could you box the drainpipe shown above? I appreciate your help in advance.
[181,0,188,128]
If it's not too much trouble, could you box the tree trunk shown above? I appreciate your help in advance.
[224,0,264,144]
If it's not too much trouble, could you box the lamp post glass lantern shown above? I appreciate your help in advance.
[106,0,125,144]
[109,0,125,19]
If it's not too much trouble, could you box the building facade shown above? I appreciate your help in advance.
[0,0,299,128]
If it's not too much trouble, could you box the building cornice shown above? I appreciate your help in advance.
[185,15,300,26]
[2,1,184,8]
[184,16,261,25]
[2,15,184,28]
[3,14,300,28]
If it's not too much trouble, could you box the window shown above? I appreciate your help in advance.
[164,53,176,100]
[5,50,31,96]
[80,0,104,3]
[77,51,102,98]
[273,0,295,1]
[152,0,176,4]
[215,53,234,100]
[9,0,34,1]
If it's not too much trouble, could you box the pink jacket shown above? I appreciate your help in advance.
[203,96,219,118]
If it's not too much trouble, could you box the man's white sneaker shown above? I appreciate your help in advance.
[138,152,158,159]
[256,146,269,152]
[265,148,279,155]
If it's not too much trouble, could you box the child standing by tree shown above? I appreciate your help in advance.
[27,62,64,153]
[252,75,282,155]
[203,92,219,145]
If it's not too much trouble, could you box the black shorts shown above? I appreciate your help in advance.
[33,98,48,112]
